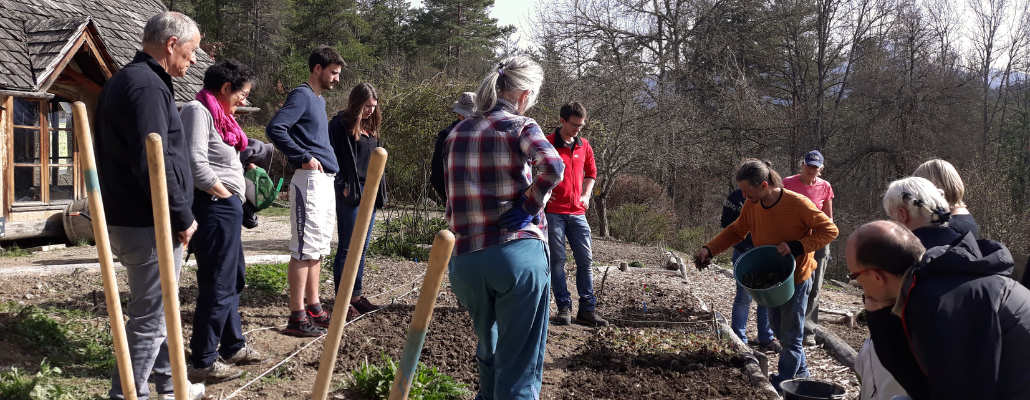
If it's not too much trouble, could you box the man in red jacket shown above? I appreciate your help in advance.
[546,102,608,327]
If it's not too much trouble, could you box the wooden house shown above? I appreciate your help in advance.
[0,0,215,241]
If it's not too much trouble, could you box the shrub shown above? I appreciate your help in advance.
[668,226,713,254]
[0,359,74,400]
[369,213,448,261]
[609,203,669,245]
[247,263,289,295]
[347,354,471,400]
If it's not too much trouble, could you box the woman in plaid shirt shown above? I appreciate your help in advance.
[444,56,564,400]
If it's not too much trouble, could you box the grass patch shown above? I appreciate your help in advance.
[0,358,75,399]
[369,215,448,261]
[1,244,32,257]
[257,203,290,217]
[247,263,289,295]
[0,303,115,376]
[345,354,471,400]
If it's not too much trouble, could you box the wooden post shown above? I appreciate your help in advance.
[388,230,455,400]
[72,102,137,400]
[311,147,388,400]
[144,133,190,400]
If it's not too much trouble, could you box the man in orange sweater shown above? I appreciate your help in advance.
[695,159,837,389]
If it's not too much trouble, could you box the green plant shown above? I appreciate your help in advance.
[247,263,289,295]
[0,359,74,400]
[609,203,669,245]
[1,244,32,257]
[1,304,114,376]
[347,354,471,400]
[370,215,448,261]
[629,261,644,268]
[73,238,92,247]
[668,226,711,254]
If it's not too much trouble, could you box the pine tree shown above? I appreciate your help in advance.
[411,0,514,74]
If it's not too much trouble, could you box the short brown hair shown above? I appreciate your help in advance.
[560,101,587,121]
[855,221,925,276]
[308,45,346,72]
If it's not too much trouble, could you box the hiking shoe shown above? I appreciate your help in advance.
[351,296,382,314]
[345,304,362,322]
[803,335,817,347]
[307,308,331,328]
[758,339,783,353]
[554,307,572,325]
[284,315,326,337]
[575,310,609,327]
[157,382,205,400]
[222,343,271,366]
[187,360,243,383]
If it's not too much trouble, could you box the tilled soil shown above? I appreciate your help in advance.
[0,214,863,399]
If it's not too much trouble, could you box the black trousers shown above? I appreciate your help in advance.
[189,191,247,368]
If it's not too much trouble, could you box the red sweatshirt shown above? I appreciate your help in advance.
[545,129,596,215]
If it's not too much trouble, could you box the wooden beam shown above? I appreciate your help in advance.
[55,70,103,93]
[81,29,114,79]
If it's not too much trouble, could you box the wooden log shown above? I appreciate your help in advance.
[388,230,455,400]
[311,148,387,400]
[144,133,190,399]
[814,325,857,371]
[714,311,780,399]
[73,102,137,400]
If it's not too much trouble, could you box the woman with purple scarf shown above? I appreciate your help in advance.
[180,60,271,383]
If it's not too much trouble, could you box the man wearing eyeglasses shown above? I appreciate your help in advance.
[848,220,1030,400]
[545,101,607,327]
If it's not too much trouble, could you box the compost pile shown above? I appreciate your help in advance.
[739,270,790,289]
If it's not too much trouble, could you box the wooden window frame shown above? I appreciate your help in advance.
[7,97,81,208]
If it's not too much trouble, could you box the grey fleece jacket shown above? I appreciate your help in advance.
[180,100,245,199]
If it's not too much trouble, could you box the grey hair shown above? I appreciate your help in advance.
[474,56,544,117]
[883,177,951,225]
[143,12,199,47]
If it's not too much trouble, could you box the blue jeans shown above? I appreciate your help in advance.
[545,213,595,312]
[188,192,247,369]
[769,278,812,388]
[731,248,775,344]
[449,239,550,400]
[332,197,376,296]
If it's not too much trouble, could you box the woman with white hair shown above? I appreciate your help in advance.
[883,176,959,249]
[443,56,564,399]
[913,159,979,240]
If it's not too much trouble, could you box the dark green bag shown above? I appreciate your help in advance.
[244,167,282,211]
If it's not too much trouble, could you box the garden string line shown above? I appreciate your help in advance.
[226,270,429,399]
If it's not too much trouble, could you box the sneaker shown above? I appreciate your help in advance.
[222,343,271,366]
[157,382,205,400]
[803,335,818,347]
[575,310,610,327]
[758,339,783,353]
[187,360,243,383]
[284,315,327,337]
[307,308,331,328]
[345,304,362,322]
[351,296,382,314]
[554,307,572,325]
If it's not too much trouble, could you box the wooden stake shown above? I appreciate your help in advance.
[388,230,455,400]
[144,133,190,400]
[311,147,388,400]
[72,102,137,400]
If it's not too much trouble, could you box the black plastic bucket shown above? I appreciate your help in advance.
[780,378,846,400]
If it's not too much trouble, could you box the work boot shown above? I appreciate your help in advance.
[803,335,817,347]
[223,343,271,366]
[351,296,382,314]
[758,339,783,353]
[575,310,609,327]
[157,382,205,400]
[187,360,243,383]
[554,307,572,325]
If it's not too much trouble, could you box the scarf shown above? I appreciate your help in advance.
[196,88,247,152]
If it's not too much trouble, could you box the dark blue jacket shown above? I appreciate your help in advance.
[911,225,961,249]
[893,233,1030,400]
[94,52,194,232]
[721,189,753,252]
[430,120,460,201]
[265,84,338,173]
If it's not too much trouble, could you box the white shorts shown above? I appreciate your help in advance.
[289,169,336,261]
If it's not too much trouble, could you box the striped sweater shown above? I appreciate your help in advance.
[706,189,838,283]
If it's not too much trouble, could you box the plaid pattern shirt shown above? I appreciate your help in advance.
[444,100,565,256]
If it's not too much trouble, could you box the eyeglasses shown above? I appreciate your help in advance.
[848,268,884,280]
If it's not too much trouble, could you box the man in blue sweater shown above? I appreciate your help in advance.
[265,46,344,336]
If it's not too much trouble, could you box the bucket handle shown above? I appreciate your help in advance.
[68,211,92,222]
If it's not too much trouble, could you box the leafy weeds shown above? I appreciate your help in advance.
[0,303,114,376]
[346,354,471,400]
[246,263,289,296]
[0,358,74,399]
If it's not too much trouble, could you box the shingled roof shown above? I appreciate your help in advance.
[0,0,212,102]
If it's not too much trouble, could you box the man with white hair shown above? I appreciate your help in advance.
[94,11,204,400]
[883,177,959,249]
